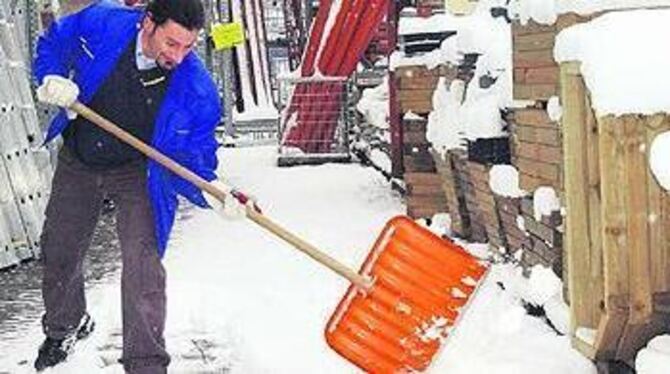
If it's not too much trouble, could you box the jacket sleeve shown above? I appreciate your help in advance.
[171,96,222,207]
[33,6,90,84]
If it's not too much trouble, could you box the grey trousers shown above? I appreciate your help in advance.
[40,148,170,373]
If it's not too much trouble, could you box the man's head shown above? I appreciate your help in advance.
[141,0,205,70]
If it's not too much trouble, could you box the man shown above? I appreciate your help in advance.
[33,0,224,372]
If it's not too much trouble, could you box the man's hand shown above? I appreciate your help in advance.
[36,75,80,108]
[203,180,246,219]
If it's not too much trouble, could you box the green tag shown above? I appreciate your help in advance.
[210,22,245,50]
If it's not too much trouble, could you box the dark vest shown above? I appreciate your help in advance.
[65,39,170,169]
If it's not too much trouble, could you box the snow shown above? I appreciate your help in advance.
[554,9,670,116]
[514,0,558,25]
[356,76,389,129]
[533,186,561,221]
[649,131,670,191]
[489,164,526,197]
[232,105,279,122]
[513,0,670,24]
[575,327,597,346]
[461,90,507,140]
[390,36,461,70]
[398,12,464,36]
[547,96,563,122]
[426,78,467,154]
[0,146,596,373]
[398,0,513,156]
[526,265,562,306]
[637,335,670,374]
[428,263,595,374]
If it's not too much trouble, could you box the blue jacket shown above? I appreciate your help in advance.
[34,0,221,257]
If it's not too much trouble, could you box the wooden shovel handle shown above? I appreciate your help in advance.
[69,102,371,290]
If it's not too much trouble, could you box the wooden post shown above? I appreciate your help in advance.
[621,115,653,324]
[561,61,602,339]
[645,115,670,293]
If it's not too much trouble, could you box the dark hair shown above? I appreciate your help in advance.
[146,0,205,30]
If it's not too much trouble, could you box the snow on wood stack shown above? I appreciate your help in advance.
[552,6,670,364]
[396,65,456,114]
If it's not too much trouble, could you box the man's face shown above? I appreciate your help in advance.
[141,17,198,70]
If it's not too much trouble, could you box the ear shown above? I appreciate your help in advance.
[142,13,155,31]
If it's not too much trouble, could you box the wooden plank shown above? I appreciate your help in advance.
[560,62,600,340]
[592,300,629,360]
[399,100,432,114]
[597,115,633,361]
[621,116,653,324]
[395,64,454,79]
[515,141,562,164]
[616,315,668,361]
[518,171,560,192]
[645,114,670,293]
[513,49,556,68]
[514,83,558,101]
[407,181,445,196]
[404,172,442,185]
[556,12,594,31]
[584,95,604,324]
[514,108,557,128]
[516,157,561,182]
[514,124,561,146]
[399,77,440,90]
[398,89,434,102]
[525,66,560,85]
[512,21,557,36]
[514,31,556,52]
[599,116,629,300]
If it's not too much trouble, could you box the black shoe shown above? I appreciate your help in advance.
[75,313,95,340]
[34,313,96,371]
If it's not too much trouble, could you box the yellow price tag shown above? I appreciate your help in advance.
[210,22,245,50]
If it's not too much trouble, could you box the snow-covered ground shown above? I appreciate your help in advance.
[0,146,598,373]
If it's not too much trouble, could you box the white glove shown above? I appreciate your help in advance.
[203,180,247,220]
[36,75,80,108]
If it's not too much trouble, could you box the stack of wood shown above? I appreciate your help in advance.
[466,161,505,249]
[518,197,563,276]
[509,108,563,193]
[510,18,576,274]
[495,196,526,255]
[432,150,471,238]
[403,117,448,218]
[511,20,563,194]
[395,65,456,115]
[452,150,487,242]
[513,21,559,102]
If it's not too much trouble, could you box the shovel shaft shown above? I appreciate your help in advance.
[70,102,371,290]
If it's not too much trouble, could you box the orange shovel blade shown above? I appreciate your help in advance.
[325,216,487,372]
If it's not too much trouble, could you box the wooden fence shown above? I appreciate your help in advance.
[562,61,670,361]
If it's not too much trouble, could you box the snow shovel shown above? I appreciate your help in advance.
[69,102,488,372]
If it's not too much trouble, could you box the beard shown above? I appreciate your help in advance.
[157,56,177,70]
